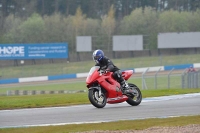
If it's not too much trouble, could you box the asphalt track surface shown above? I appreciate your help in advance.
[0,69,199,128]
[0,93,200,128]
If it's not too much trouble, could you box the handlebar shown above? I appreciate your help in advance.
[99,69,110,75]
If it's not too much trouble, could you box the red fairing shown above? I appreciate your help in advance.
[86,66,134,104]
[97,72,123,99]
[86,66,100,85]
[107,95,128,104]
[122,70,133,80]
[87,66,142,108]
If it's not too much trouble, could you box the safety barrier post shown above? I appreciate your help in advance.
[154,68,162,89]
[181,68,188,89]
[168,68,174,89]
[142,68,149,90]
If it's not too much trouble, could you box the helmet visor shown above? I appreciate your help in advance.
[93,55,101,61]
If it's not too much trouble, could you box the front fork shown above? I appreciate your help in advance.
[89,85,102,98]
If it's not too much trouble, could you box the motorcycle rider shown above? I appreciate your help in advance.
[92,49,129,93]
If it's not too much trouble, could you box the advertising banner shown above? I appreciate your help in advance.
[113,35,143,51]
[158,32,200,48]
[76,36,92,52]
[0,43,68,59]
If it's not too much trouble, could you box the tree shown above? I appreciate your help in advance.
[119,7,158,49]
[43,13,64,42]
[119,8,144,35]
[187,9,200,31]
[101,5,116,51]
[5,13,45,43]
[71,6,86,51]
[1,14,22,43]
[158,10,189,32]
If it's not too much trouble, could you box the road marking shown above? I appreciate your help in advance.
[142,93,200,102]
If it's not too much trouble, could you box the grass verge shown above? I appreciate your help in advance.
[0,115,200,133]
[0,88,200,110]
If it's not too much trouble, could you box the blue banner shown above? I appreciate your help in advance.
[0,43,68,59]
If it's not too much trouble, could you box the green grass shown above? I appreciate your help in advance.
[0,88,200,110]
[0,81,86,94]
[0,115,200,133]
[0,54,200,79]
[0,93,89,109]
[0,75,183,94]
[144,75,182,89]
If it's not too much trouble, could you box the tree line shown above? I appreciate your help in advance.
[1,0,200,18]
[0,0,200,52]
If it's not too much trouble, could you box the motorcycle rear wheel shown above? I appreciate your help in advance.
[126,83,142,106]
[88,88,106,108]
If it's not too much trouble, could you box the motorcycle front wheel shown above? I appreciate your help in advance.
[126,83,142,106]
[88,88,106,108]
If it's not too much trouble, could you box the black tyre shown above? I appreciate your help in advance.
[88,88,106,108]
[126,83,142,106]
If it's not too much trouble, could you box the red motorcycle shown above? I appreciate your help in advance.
[86,66,142,108]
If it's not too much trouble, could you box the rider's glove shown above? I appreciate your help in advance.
[105,69,110,74]
[99,69,106,75]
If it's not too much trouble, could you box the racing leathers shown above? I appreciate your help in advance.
[95,56,128,89]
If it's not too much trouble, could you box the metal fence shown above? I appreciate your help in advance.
[142,68,184,90]
[182,70,200,89]
[141,68,200,90]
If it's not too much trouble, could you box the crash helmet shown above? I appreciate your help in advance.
[92,49,104,63]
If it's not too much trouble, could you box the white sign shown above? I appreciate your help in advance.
[0,46,24,54]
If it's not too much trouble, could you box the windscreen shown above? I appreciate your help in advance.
[88,66,100,76]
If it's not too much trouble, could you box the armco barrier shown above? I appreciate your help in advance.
[0,63,199,85]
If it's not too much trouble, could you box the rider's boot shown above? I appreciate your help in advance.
[120,80,129,94]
